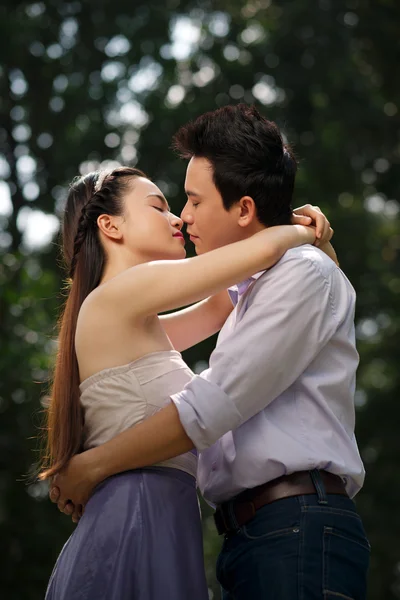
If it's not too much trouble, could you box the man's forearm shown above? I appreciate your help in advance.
[87,402,194,486]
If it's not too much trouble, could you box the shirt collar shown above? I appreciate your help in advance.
[228,270,266,305]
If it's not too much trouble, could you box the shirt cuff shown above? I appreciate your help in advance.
[171,375,243,451]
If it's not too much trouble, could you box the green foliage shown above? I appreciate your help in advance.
[0,1,399,598]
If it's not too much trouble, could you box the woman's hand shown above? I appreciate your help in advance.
[291,224,317,247]
[292,205,338,265]
[292,204,333,247]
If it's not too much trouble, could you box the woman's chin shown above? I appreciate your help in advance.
[164,248,187,260]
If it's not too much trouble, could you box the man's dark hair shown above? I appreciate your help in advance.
[172,104,297,227]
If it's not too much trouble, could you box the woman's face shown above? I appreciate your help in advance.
[120,177,186,262]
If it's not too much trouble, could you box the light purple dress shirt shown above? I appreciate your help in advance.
[171,245,365,505]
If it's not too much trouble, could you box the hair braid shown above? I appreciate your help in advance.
[69,203,91,279]
[40,165,147,481]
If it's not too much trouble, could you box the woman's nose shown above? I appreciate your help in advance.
[170,213,183,230]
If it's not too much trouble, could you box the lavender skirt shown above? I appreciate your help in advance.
[45,467,209,600]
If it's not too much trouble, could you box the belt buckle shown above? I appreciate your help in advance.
[215,498,257,535]
[214,505,230,535]
[215,503,234,535]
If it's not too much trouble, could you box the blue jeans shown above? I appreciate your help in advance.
[216,472,370,599]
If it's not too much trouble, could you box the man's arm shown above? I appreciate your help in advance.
[52,250,346,509]
[51,402,194,513]
[170,250,347,449]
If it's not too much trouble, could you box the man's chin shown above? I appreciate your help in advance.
[192,239,214,255]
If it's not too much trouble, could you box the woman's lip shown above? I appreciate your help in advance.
[173,232,184,239]
[173,233,185,243]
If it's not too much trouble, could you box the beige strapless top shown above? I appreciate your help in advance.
[79,350,197,477]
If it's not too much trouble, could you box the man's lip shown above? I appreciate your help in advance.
[188,233,198,239]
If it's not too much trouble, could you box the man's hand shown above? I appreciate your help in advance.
[49,451,100,522]
[292,204,333,247]
[49,402,193,525]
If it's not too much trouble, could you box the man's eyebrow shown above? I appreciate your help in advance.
[185,189,200,198]
[146,193,171,211]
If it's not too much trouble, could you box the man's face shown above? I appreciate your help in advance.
[180,156,242,254]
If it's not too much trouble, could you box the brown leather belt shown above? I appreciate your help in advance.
[214,470,347,535]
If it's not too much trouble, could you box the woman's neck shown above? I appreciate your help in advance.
[100,253,143,285]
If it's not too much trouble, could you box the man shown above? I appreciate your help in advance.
[51,104,369,599]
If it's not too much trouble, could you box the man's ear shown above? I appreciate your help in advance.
[97,214,123,240]
[237,196,257,228]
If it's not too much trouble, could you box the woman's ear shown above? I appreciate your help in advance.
[97,214,123,240]
[237,196,257,228]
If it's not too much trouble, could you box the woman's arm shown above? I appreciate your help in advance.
[160,205,333,350]
[319,242,339,266]
[95,225,316,319]
[160,290,233,352]
[160,240,338,352]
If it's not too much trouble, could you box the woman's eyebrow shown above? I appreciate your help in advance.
[146,193,171,212]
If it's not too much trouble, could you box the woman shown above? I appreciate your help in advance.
[41,166,326,599]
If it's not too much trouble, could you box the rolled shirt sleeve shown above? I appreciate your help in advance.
[171,251,347,450]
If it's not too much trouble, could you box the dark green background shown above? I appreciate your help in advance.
[1,1,399,598]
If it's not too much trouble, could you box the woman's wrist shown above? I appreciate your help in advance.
[280,224,315,254]
[319,242,339,266]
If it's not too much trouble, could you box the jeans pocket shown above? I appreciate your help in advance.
[241,501,301,541]
[242,523,300,541]
[323,521,370,600]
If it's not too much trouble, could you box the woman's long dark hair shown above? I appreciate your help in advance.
[39,166,145,480]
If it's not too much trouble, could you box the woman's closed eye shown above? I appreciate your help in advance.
[153,206,165,212]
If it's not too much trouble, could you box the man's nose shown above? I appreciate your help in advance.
[180,201,193,224]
